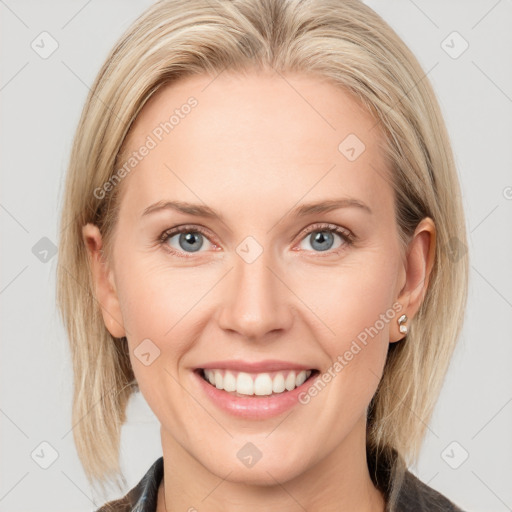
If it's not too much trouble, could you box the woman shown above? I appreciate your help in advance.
[56,0,468,510]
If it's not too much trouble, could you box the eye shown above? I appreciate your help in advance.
[158,222,354,258]
[159,224,216,257]
[296,223,354,255]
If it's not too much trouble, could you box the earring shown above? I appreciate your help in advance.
[398,314,408,335]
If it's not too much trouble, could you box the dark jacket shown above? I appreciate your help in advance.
[96,455,465,511]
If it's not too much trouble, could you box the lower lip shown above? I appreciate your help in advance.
[193,369,319,420]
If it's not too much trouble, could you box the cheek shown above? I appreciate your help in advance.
[115,253,200,338]
[113,255,213,398]
[309,262,397,417]
[293,253,398,350]
[113,257,198,416]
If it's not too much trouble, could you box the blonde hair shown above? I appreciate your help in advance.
[56,0,469,505]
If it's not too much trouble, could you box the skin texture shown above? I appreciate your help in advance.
[83,70,435,512]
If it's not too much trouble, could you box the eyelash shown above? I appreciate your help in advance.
[157,222,355,259]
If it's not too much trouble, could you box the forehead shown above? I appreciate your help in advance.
[116,71,392,220]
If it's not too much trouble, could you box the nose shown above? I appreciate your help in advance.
[217,248,294,341]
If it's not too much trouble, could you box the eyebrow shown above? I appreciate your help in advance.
[141,198,372,220]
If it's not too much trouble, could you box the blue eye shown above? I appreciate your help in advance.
[174,232,204,252]
[303,230,339,252]
[297,223,353,254]
[159,223,354,258]
[160,225,214,256]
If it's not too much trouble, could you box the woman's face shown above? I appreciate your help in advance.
[84,70,433,486]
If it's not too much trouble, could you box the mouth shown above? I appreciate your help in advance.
[194,368,320,398]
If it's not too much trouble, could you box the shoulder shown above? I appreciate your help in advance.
[369,447,466,512]
[95,457,164,512]
[394,469,466,512]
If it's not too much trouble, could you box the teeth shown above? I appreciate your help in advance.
[203,369,313,396]
[223,371,236,392]
[285,371,296,391]
[237,372,254,395]
[272,373,285,393]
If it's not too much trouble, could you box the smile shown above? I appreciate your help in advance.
[197,368,319,397]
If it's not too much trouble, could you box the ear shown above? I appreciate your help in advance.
[390,217,436,343]
[82,223,126,339]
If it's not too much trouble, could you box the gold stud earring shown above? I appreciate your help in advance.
[398,314,408,335]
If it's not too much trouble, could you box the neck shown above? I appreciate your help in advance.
[157,416,386,512]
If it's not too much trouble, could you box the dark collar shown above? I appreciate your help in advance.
[96,453,464,511]
[95,457,163,512]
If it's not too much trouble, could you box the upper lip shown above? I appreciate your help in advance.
[196,360,317,373]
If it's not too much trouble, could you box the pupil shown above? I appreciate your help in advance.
[180,232,203,252]
[312,231,333,251]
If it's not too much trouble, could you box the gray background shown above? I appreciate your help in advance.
[1,0,511,510]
